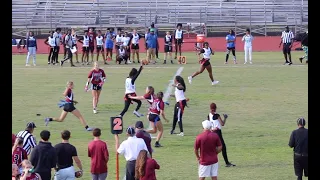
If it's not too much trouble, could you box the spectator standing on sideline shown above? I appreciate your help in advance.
[12,137,28,172]
[279,26,294,65]
[88,27,96,62]
[12,133,16,147]
[149,22,159,60]
[194,120,222,180]
[225,29,237,64]
[242,28,254,64]
[88,128,109,180]
[16,122,37,155]
[297,31,308,64]
[135,150,160,180]
[135,121,153,157]
[53,28,62,64]
[146,29,158,64]
[289,117,308,180]
[25,31,37,66]
[54,130,83,180]
[60,29,76,67]
[115,127,149,180]
[30,130,56,180]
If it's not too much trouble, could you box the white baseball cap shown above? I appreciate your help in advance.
[202,120,212,130]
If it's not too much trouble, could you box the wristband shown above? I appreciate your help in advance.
[86,82,89,86]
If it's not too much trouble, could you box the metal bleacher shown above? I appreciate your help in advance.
[12,0,308,29]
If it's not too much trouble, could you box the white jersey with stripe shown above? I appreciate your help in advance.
[83,35,90,47]
[175,29,183,39]
[131,34,139,44]
[202,47,212,59]
[119,48,126,56]
[174,83,186,102]
[125,77,135,94]
[71,34,77,44]
[16,130,37,155]
[281,31,294,43]
[96,36,104,46]
[208,112,222,130]
[122,37,131,46]
[48,36,56,47]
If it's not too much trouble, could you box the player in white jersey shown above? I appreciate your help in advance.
[79,30,90,65]
[144,28,150,55]
[163,31,174,64]
[208,102,236,167]
[44,31,56,65]
[131,29,141,63]
[118,64,144,118]
[169,76,187,136]
[71,29,79,63]
[188,42,219,86]
[53,28,62,64]
[115,30,123,56]
[95,30,106,63]
[116,45,128,64]
[242,29,254,64]
[174,23,184,60]
[122,32,132,63]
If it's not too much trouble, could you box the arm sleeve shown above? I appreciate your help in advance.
[131,66,143,84]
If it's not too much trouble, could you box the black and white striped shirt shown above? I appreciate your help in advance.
[16,130,37,155]
[281,31,294,44]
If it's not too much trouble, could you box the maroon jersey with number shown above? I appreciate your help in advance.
[149,98,165,115]
[20,172,40,180]
[12,147,28,166]
[88,32,96,47]
[65,88,74,103]
[143,93,155,105]
[88,69,106,85]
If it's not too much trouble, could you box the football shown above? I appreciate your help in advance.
[75,171,83,178]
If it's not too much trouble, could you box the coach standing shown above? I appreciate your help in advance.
[194,120,222,180]
[279,26,294,65]
[135,121,152,157]
[53,28,62,64]
[288,117,308,180]
[115,126,149,180]
[150,22,159,60]
[16,122,37,156]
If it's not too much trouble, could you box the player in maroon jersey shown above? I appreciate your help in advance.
[44,81,93,131]
[88,27,96,62]
[12,137,28,171]
[147,92,168,147]
[128,86,155,118]
[20,160,42,180]
[12,133,16,147]
[85,61,106,114]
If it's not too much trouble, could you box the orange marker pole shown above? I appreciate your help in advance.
[116,152,119,180]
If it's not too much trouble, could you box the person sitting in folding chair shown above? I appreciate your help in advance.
[116,45,128,64]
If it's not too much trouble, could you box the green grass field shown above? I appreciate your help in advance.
[12,51,308,180]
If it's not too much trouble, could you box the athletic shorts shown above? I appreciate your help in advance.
[124,93,137,101]
[164,45,172,52]
[131,44,139,50]
[175,39,183,45]
[283,43,292,54]
[89,46,94,53]
[148,114,160,122]
[92,84,102,91]
[82,47,89,53]
[198,163,218,178]
[200,58,211,67]
[227,47,235,50]
[96,45,104,52]
[105,43,113,49]
[63,103,76,112]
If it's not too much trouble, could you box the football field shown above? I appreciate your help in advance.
[12,51,308,180]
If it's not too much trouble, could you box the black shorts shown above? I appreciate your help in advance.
[89,46,94,53]
[63,103,76,112]
[92,84,102,91]
[115,45,120,50]
[283,43,292,54]
[82,47,89,53]
[175,39,183,45]
[164,45,172,52]
[227,47,235,51]
[131,44,139,50]
[96,45,104,52]
[202,60,211,67]
[148,114,160,122]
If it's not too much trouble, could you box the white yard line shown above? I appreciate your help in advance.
[12,64,307,70]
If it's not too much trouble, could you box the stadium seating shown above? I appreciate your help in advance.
[12,0,308,29]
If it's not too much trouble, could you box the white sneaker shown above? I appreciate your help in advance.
[244,62,247,64]
[212,81,219,85]
[233,60,237,64]
[188,76,192,84]
[93,109,97,114]
[25,64,30,66]
[177,132,184,136]
[33,64,36,66]
[86,127,94,131]
[250,62,252,64]
[133,110,143,117]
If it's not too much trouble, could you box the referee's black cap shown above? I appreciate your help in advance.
[135,121,144,129]
[26,122,37,128]
[285,26,289,29]
[126,126,135,135]
[297,117,306,126]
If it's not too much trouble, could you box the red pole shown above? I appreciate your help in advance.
[116,152,119,180]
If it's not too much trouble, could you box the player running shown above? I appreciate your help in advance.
[44,81,93,131]
[188,42,219,86]
[85,61,106,114]
[118,64,144,118]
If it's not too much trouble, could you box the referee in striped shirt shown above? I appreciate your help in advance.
[16,122,37,155]
[279,26,295,65]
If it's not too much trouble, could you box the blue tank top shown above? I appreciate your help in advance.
[226,34,236,48]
